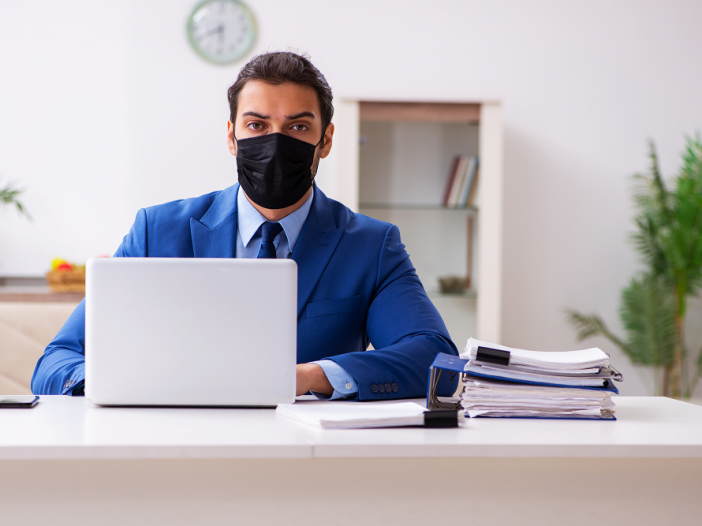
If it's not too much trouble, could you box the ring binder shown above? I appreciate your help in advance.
[426,354,467,411]
[609,364,624,382]
[426,347,620,419]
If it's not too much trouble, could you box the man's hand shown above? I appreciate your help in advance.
[296,363,333,396]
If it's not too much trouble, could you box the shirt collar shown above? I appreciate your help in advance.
[237,186,314,251]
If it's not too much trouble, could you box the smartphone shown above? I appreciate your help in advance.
[0,395,39,408]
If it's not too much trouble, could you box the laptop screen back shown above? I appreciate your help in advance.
[85,258,297,407]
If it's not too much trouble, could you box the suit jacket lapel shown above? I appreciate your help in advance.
[190,184,239,258]
[190,183,347,316]
[292,187,346,317]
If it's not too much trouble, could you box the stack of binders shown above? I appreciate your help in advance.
[459,338,622,420]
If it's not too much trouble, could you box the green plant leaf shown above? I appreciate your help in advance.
[0,179,31,220]
[568,135,702,395]
[619,272,676,367]
[565,273,676,368]
[564,309,631,356]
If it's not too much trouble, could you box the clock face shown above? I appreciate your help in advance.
[187,0,256,64]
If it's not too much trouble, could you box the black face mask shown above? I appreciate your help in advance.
[235,132,323,210]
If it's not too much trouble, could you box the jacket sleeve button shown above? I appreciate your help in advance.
[370,383,379,394]
[378,383,385,393]
[384,383,392,392]
[391,382,399,393]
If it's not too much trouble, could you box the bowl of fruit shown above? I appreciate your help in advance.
[46,258,86,293]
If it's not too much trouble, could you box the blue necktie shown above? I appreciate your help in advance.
[257,221,283,259]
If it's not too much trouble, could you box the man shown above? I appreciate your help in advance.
[32,51,458,400]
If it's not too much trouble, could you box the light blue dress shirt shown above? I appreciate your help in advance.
[236,187,359,400]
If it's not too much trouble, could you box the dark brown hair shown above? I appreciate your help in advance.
[228,52,334,134]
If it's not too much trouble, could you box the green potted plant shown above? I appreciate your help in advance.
[0,178,30,219]
[566,135,702,399]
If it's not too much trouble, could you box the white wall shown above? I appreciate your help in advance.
[1,0,701,395]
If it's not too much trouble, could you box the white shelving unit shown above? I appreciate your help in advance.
[318,100,503,346]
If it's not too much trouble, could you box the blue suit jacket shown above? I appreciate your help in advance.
[31,184,459,399]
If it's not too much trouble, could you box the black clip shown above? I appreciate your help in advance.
[475,346,511,367]
[424,410,459,428]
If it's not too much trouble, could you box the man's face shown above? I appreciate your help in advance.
[227,80,334,175]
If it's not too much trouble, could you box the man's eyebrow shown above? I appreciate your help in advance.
[241,111,270,119]
[286,111,316,120]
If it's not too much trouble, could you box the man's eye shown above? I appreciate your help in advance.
[292,124,308,131]
[248,122,263,130]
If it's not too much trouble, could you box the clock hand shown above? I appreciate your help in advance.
[198,25,224,39]
[217,24,225,54]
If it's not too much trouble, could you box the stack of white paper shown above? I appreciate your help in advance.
[462,338,622,387]
[460,338,620,420]
[462,377,616,419]
[276,401,428,429]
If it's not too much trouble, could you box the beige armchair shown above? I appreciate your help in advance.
[0,302,79,394]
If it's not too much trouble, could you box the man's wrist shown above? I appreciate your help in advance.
[311,360,358,400]
[296,363,333,395]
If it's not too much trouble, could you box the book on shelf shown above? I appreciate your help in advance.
[442,155,479,208]
[441,156,461,207]
[457,156,479,208]
[465,164,480,207]
[446,156,467,207]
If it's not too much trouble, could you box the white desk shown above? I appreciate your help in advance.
[1,396,701,525]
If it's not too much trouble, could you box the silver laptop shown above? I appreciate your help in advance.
[85,258,297,407]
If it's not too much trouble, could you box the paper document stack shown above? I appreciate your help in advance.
[460,338,622,420]
[277,401,430,429]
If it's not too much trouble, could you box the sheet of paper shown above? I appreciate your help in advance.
[465,338,609,369]
[459,362,618,420]
[276,401,427,429]
[463,364,611,387]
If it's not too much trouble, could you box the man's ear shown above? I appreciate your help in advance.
[227,120,237,156]
[319,123,335,159]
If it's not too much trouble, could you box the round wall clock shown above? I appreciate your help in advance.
[186,0,257,64]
